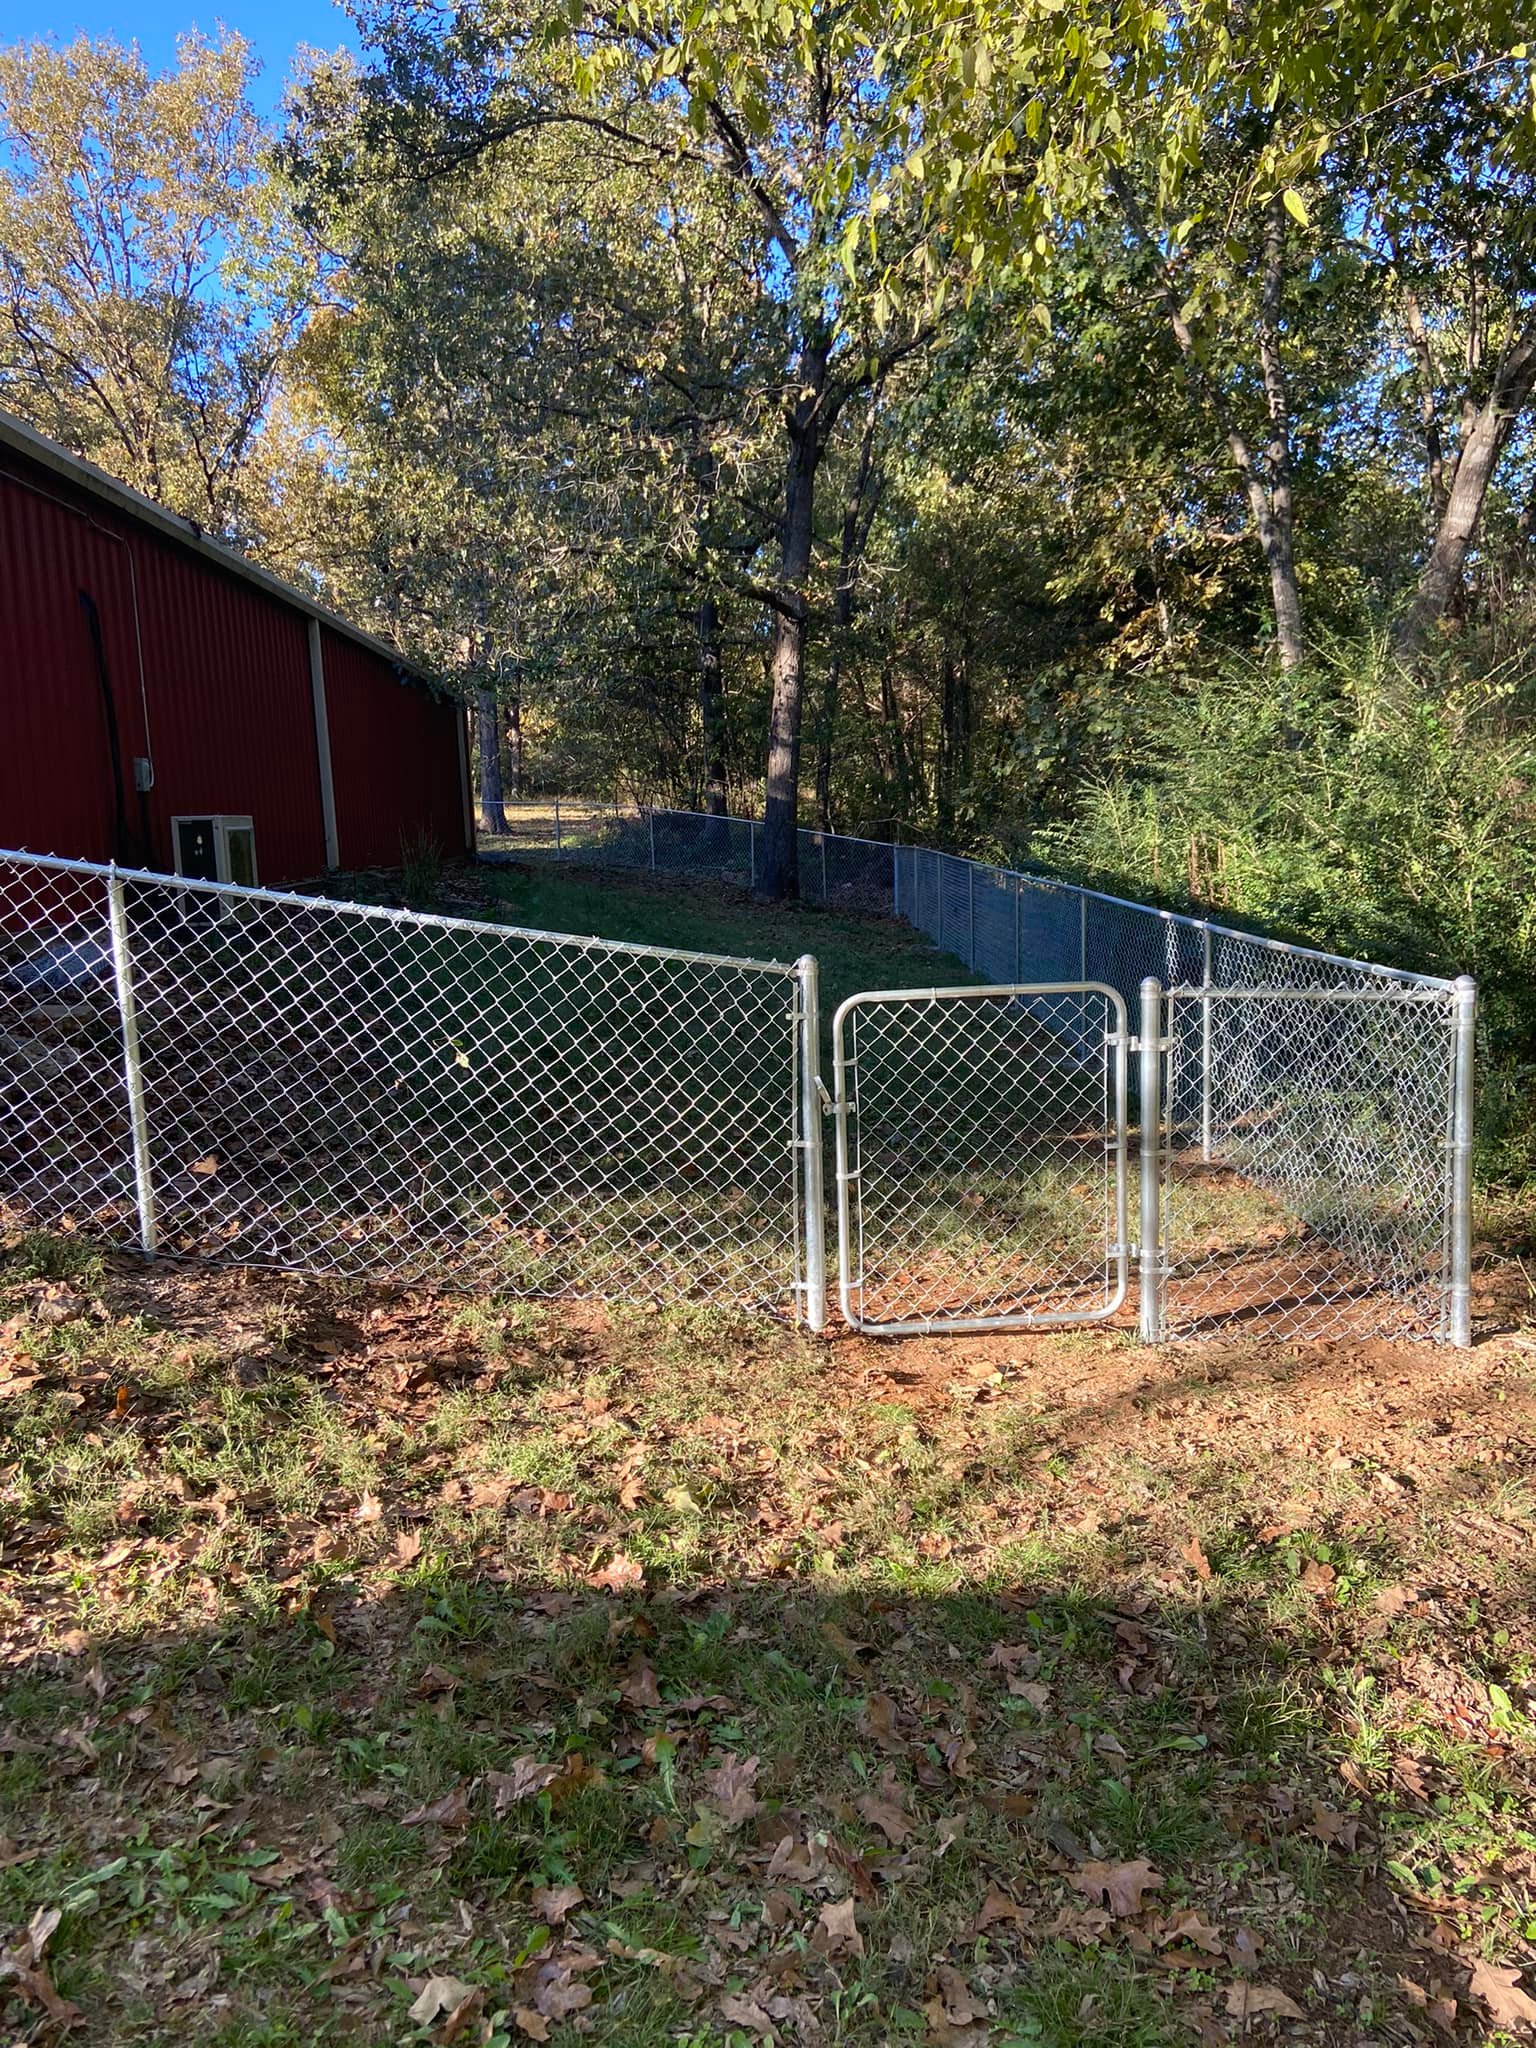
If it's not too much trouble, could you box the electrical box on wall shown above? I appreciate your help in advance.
[172,816,257,888]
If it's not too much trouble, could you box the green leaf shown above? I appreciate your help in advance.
[1282,188,1310,228]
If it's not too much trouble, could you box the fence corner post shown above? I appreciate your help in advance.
[1138,975,1164,1344]
[1448,973,1477,1347]
[107,868,157,1260]
[795,953,828,1333]
[1200,924,1214,1164]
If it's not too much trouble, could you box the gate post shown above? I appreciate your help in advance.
[107,868,158,1260]
[1448,974,1477,1348]
[795,954,828,1332]
[1200,924,1214,1163]
[1138,976,1164,1344]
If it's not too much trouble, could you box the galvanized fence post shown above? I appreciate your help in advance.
[553,796,562,856]
[648,807,657,870]
[820,837,828,902]
[795,954,828,1332]
[749,819,757,891]
[1138,976,1164,1343]
[968,862,976,968]
[892,840,901,920]
[1448,974,1477,1347]
[107,868,157,1259]
[1200,924,1214,1164]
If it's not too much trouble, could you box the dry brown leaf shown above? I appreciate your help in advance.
[512,2008,550,2041]
[1159,1908,1224,1956]
[1181,1533,1213,1580]
[719,1992,775,2033]
[1070,1858,1162,1918]
[856,1776,912,1844]
[816,1896,864,1958]
[531,1884,584,1925]
[702,1753,762,1825]
[1224,1982,1305,2021]
[619,1661,662,1710]
[401,1782,471,1828]
[973,1889,1030,1933]
[1468,1957,1536,2029]
[587,1551,645,1593]
[487,1757,561,1812]
[407,1975,477,2025]
[858,1691,907,1755]
[351,1489,382,1524]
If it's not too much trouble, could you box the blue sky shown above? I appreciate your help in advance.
[0,0,362,116]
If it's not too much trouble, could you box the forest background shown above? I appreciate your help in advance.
[3,7,1536,1176]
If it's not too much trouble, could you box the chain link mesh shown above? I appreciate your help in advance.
[1160,987,1459,1341]
[498,805,1463,1342]
[0,851,803,1306]
[837,987,1127,1332]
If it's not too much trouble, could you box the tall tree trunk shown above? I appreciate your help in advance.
[505,681,524,800]
[1394,328,1536,657]
[1110,169,1304,669]
[475,685,508,835]
[696,594,729,818]
[757,341,831,901]
[1254,194,1304,670]
[815,392,884,834]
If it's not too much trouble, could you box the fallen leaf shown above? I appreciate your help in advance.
[351,1489,382,1524]
[188,1155,220,1176]
[974,1889,1030,1933]
[408,1975,477,2025]
[1468,1958,1536,2028]
[857,1778,912,1844]
[401,1782,471,1828]
[587,1552,644,1593]
[1070,1858,1162,1918]
[719,1992,774,2033]
[858,1691,907,1755]
[619,1661,662,1710]
[531,1884,584,1924]
[1181,1533,1213,1579]
[1224,1983,1304,2021]
[816,1896,864,1958]
[1159,1908,1224,1955]
[487,1758,560,1812]
[702,1753,761,1825]
[512,2008,550,2041]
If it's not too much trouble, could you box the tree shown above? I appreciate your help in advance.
[334,0,965,896]
[0,30,313,532]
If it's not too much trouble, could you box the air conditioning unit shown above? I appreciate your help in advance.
[171,816,257,889]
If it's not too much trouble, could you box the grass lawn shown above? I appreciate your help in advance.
[2,1238,1536,2045]
[4,860,1536,2045]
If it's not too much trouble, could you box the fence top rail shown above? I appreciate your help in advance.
[543,800,1454,995]
[1165,980,1459,1006]
[0,847,798,979]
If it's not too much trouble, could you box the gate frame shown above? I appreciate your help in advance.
[830,981,1131,1337]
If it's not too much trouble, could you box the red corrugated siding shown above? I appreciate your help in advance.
[321,627,468,868]
[2,441,465,887]
[125,522,326,883]
[0,469,151,864]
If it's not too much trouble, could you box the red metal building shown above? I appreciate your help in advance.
[0,409,473,886]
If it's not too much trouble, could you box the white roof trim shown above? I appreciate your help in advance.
[0,406,445,694]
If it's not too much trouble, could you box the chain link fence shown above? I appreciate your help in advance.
[0,850,814,1313]
[494,803,1472,1343]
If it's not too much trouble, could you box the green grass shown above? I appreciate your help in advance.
[4,1234,1536,2043]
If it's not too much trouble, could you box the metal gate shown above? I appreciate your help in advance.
[831,983,1130,1335]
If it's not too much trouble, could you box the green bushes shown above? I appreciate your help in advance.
[1026,638,1536,1183]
